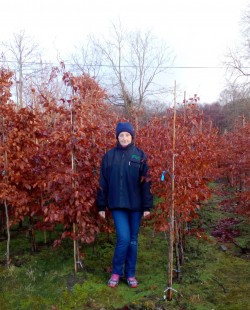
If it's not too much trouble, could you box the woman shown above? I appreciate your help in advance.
[97,122,153,288]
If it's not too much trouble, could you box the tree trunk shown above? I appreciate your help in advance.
[2,116,11,266]
[4,199,11,266]
[29,217,37,252]
[174,219,181,281]
[73,223,78,273]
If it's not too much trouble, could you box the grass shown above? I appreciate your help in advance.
[0,183,250,309]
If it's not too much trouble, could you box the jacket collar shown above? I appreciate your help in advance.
[116,141,134,151]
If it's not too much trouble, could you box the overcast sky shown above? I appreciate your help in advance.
[1,0,249,103]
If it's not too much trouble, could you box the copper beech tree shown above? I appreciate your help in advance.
[218,117,250,217]
[0,68,13,265]
[136,104,219,274]
[0,67,118,267]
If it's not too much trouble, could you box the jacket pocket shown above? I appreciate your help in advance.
[129,160,141,180]
[129,159,140,168]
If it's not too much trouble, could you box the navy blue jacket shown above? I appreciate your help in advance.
[97,142,153,212]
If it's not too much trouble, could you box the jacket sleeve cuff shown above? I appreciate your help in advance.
[143,207,151,212]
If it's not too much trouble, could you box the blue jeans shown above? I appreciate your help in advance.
[111,210,143,278]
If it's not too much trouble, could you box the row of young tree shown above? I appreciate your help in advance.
[218,118,250,217]
[201,99,250,133]
[0,66,249,298]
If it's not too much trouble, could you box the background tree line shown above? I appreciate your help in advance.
[1,6,250,126]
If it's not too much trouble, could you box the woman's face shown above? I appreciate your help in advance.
[118,131,132,147]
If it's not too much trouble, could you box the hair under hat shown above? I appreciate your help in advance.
[116,122,134,139]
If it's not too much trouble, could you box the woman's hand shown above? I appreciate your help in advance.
[143,211,150,218]
[99,211,106,219]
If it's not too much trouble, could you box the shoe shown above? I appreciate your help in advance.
[127,277,138,288]
[108,274,119,288]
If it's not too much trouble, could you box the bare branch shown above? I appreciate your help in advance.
[70,22,174,117]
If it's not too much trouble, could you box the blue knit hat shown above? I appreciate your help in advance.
[116,122,134,139]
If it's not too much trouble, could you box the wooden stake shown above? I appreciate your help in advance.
[73,223,78,273]
[70,104,79,273]
[167,81,177,301]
